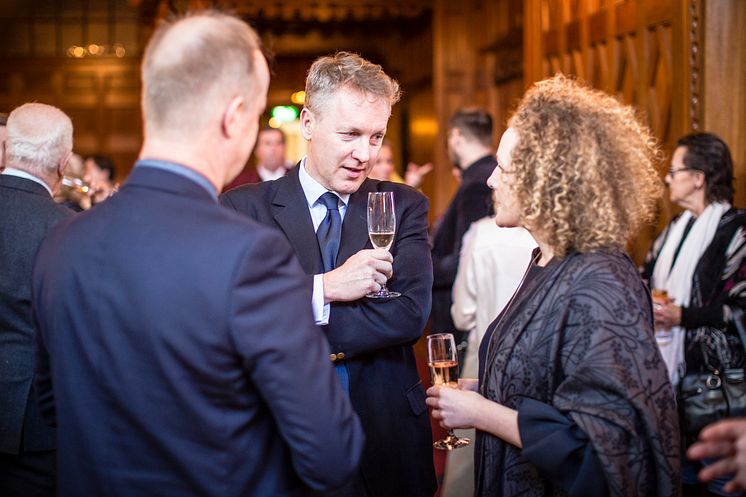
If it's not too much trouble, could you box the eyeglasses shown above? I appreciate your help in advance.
[666,167,693,178]
[496,162,514,175]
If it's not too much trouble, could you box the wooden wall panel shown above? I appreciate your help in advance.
[429,0,524,220]
[702,0,746,209]
[524,0,683,262]
[0,58,142,181]
[521,0,745,262]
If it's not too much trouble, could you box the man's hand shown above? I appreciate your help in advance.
[688,418,746,493]
[404,162,433,189]
[323,249,393,303]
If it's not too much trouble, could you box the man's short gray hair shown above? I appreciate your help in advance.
[6,103,73,176]
[141,10,262,138]
[304,52,401,115]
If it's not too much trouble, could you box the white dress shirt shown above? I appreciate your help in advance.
[297,158,351,325]
[2,167,53,196]
[257,164,288,182]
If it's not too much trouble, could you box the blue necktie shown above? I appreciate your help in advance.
[316,192,349,392]
[316,192,342,272]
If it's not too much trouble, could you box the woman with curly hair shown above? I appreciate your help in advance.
[640,132,746,497]
[426,75,681,497]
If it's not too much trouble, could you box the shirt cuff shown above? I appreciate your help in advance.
[517,397,608,497]
[313,274,330,325]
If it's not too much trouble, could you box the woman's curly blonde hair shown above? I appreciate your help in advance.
[508,75,663,258]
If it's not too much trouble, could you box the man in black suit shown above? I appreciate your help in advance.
[0,103,74,496]
[32,11,363,497]
[225,127,291,191]
[431,108,495,346]
[221,52,436,497]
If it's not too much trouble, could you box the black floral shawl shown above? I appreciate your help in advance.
[476,251,680,497]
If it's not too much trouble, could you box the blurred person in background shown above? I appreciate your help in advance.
[368,138,432,188]
[640,132,746,497]
[431,108,495,356]
[55,153,87,212]
[224,126,291,190]
[83,154,117,204]
[689,417,746,495]
[0,102,74,497]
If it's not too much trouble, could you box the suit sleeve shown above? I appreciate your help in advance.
[229,229,364,490]
[33,312,56,427]
[327,192,433,356]
[433,180,492,288]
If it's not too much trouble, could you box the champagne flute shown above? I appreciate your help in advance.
[61,176,93,195]
[366,191,400,299]
[427,333,471,450]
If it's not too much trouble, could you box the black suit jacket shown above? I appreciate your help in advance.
[32,165,364,497]
[221,166,437,497]
[0,174,72,455]
[431,155,495,333]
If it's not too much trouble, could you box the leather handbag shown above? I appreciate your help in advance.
[679,308,746,435]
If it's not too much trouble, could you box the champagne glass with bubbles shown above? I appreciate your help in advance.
[366,192,400,299]
[427,333,471,450]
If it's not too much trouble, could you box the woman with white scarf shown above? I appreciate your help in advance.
[641,132,746,497]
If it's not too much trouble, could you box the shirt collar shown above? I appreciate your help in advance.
[256,164,287,182]
[2,168,53,196]
[136,159,217,200]
[297,157,350,207]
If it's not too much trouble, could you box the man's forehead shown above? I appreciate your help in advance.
[323,88,390,130]
[259,129,283,141]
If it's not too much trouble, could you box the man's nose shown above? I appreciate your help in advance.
[351,141,371,163]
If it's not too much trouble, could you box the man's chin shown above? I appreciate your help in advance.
[332,177,365,195]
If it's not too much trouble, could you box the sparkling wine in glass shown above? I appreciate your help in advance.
[427,333,471,450]
[61,176,93,195]
[366,191,400,299]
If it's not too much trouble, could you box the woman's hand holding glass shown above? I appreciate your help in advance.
[653,301,682,329]
[426,379,483,430]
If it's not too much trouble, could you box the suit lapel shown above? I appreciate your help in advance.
[338,180,373,265]
[270,168,324,274]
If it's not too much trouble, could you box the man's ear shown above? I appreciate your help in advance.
[222,96,245,139]
[300,107,314,140]
[59,151,72,176]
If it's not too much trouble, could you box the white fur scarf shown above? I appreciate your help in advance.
[652,201,730,386]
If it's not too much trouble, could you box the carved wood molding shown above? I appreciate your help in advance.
[687,0,703,131]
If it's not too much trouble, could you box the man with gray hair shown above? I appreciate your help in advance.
[32,11,363,497]
[0,102,74,496]
[222,52,436,497]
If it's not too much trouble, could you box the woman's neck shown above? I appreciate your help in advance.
[680,189,707,217]
[531,233,555,267]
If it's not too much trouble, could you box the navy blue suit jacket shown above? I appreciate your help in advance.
[0,175,72,455]
[32,166,364,497]
[221,167,437,497]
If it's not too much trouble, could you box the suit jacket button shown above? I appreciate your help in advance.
[329,353,337,362]
[337,352,345,360]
